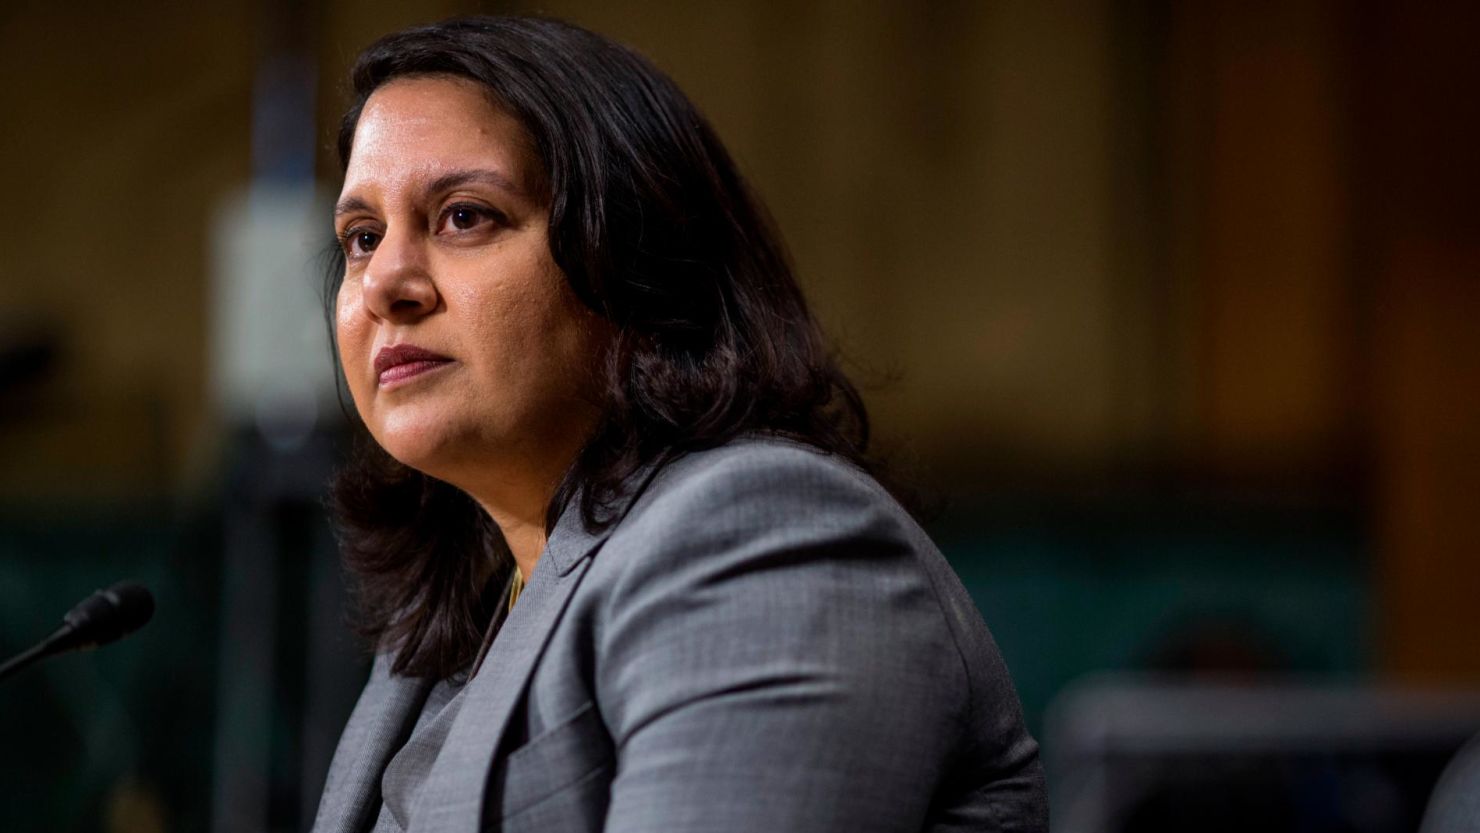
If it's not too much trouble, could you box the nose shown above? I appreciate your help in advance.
[361,226,437,323]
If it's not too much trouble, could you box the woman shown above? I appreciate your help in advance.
[314,16,1047,833]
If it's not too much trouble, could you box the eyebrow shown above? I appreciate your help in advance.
[333,167,523,218]
[333,195,373,218]
[426,167,522,198]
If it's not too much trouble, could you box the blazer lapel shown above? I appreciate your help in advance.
[408,507,607,832]
[313,652,436,833]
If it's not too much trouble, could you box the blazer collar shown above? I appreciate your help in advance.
[536,492,612,577]
[406,458,667,830]
[312,500,610,833]
[540,455,667,576]
[312,653,436,833]
[409,522,597,829]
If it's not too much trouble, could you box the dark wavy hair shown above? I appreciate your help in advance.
[327,16,877,678]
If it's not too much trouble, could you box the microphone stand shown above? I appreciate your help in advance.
[0,640,54,683]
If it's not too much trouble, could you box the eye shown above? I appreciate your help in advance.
[437,203,503,236]
[450,206,482,230]
[340,226,381,258]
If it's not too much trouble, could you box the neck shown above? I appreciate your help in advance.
[454,426,593,581]
[434,410,600,582]
[464,467,558,582]
[496,509,549,582]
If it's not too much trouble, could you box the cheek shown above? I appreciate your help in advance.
[334,285,372,398]
[451,260,549,367]
[529,279,612,398]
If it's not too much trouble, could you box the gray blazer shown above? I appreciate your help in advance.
[1423,734,1480,833]
[313,438,1047,832]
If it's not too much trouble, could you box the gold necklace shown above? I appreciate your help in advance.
[507,567,525,612]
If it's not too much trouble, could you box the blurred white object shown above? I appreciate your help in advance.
[209,183,339,449]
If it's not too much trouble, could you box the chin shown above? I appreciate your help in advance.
[370,423,460,477]
[374,416,502,484]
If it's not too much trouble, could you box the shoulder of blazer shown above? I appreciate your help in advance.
[589,435,916,587]
[627,436,893,525]
[540,436,916,597]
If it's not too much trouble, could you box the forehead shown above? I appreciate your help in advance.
[341,75,541,198]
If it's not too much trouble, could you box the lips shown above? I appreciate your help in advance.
[373,344,453,387]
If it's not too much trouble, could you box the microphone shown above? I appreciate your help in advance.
[0,581,155,684]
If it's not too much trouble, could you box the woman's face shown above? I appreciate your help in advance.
[334,75,607,490]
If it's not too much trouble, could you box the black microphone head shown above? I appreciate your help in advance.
[61,581,155,649]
